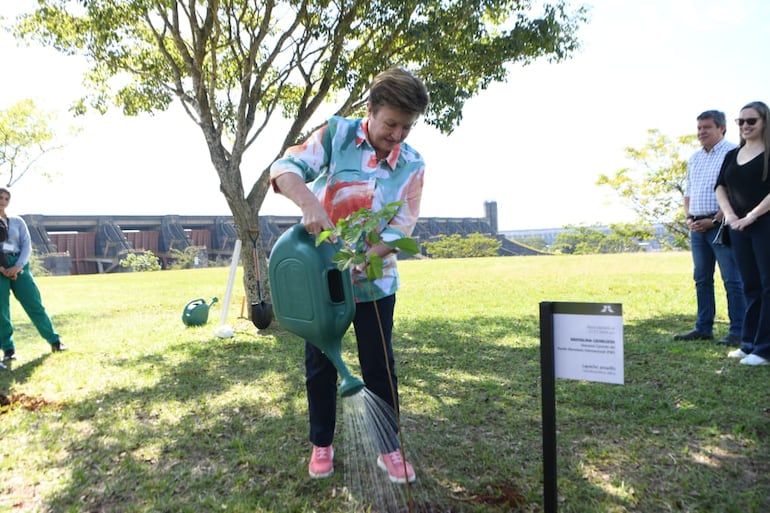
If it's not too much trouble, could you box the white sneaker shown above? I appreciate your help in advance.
[739,354,770,366]
[727,348,748,359]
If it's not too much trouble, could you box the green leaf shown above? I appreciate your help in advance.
[343,227,363,246]
[367,231,383,246]
[316,230,333,246]
[366,254,384,280]
[331,251,350,268]
[389,237,420,255]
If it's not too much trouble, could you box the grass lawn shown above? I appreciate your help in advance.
[0,252,768,512]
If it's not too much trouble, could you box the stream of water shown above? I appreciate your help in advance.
[340,387,452,512]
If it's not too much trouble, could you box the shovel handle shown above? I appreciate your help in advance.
[250,228,264,299]
[247,228,259,247]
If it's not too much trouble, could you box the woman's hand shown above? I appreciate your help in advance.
[301,202,335,239]
[273,172,336,240]
[2,265,21,280]
[729,212,758,231]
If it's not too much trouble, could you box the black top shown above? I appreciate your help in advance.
[716,148,770,217]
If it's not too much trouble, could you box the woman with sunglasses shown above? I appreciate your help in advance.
[715,101,770,366]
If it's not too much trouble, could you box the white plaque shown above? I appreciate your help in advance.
[552,302,623,384]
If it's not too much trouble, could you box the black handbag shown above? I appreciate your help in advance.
[713,222,730,247]
[0,220,7,268]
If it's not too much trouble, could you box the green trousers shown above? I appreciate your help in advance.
[0,257,60,352]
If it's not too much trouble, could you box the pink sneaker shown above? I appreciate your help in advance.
[308,445,334,478]
[377,449,416,484]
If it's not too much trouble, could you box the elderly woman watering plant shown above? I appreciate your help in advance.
[269,67,429,484]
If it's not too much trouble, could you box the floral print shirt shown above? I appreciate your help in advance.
[270,116,425,302]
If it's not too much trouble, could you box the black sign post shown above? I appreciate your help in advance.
[539,301,624,512]
[539,301,558,513]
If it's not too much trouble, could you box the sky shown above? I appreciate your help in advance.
[1,0,769,231]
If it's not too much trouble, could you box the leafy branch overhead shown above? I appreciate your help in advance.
[13,1,588,137]
[317,202,420,281]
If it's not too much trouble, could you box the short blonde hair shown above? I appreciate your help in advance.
[369,67,429,116]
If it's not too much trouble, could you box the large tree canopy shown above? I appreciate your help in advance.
[12,0,587,303]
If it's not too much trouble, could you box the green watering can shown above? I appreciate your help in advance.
[182,297,219,327]
[268,223,364,397]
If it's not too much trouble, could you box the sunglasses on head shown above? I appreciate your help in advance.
[736,117,760,127]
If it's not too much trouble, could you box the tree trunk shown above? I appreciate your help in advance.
[207,138,274,320]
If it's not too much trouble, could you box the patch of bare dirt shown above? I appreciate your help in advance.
[0,393,62,413]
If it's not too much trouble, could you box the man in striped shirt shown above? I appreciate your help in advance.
[675,110,745,346]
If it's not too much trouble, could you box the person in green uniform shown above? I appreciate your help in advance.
[0,187,67,364]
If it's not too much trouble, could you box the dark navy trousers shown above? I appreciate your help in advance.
[689,227,745,336]
[730,216,770,359]
[305,294,399,451]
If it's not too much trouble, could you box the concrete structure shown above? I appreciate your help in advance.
[25,201,543,276]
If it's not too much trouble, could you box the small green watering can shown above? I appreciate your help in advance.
[182,297,219,327]
[268,223,364,397]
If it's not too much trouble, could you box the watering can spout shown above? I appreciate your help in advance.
[340,376,365,397]
[320,340,365,397]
